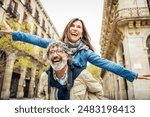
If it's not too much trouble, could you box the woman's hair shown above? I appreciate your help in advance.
[61,18,95,51]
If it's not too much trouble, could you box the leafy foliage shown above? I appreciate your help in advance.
[0,25,13,50]
[86,64,100,79]
[0,19,38,69]
[14,56,33,69]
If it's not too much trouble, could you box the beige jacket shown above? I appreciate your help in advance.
[38,69,104,100]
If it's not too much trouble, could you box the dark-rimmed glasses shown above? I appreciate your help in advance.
[48,49,65,55]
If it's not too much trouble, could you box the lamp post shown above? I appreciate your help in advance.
[23,80,26,87]
[33,79,36,100]
[23,79,26,98]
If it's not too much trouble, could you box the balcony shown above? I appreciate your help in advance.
[46,31,51,38]
[6,5,18,18]
[34,13,40,24]
[25,4,32,14]
[34,17,40,24]
[43,26,46,32]
[116,7,150,20]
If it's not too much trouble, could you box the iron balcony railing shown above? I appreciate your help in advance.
[25,4,32,14]
[116,7,150,19]
[6,5,19,18]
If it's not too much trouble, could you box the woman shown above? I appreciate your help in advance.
[0,18,150,81]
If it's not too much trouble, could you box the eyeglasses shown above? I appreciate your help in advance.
[48,50,65,55]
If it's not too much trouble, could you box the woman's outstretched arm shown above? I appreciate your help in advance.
[0,22,53,48]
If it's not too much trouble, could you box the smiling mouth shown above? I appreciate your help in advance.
[52,58,62,64]
[71,32,78,37]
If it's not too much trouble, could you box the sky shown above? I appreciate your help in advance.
[40,0,104,53]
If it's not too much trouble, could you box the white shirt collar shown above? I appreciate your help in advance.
[53,68,68,85]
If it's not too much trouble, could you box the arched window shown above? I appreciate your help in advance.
[0,50,6,65]
[146,35,150,66]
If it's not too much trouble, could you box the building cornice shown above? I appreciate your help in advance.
[100,0,150,60]
[34,0,60,37]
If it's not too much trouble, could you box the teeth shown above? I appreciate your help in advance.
[53,58,61,63]
[71,32,78,36]
[53,61,60,64]
[54,60,60,62]
[54,61,59,62]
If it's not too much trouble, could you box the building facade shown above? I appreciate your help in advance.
[0,0,60,99]
[100,0,150,99]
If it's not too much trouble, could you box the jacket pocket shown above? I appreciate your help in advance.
[71,84,86,99]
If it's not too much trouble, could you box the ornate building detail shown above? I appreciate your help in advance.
[0,0,59,99]
[128,21,134,35]
[100,0,150,100]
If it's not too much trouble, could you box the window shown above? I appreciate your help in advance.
[34,9,40,23]
[10,0,18,13]
[7,0,18,18]
[33,25,37,35]
[23,13,27,21]
[42,19,46,31]
[41,33,44,38]
[25,0,31,4]
[25,0,32,13]
[146,35,150,66]
[147,0,150,13]
[0,51,6,65]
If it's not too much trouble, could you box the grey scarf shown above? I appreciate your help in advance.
[64,38,89,55]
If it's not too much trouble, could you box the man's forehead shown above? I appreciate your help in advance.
[49,46,63,50]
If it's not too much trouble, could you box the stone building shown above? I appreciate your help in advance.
[0,0,60,99]
[100,0,150,99]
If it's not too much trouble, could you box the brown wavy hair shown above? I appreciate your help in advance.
[61,18,95,52]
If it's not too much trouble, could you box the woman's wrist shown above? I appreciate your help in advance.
[6,31,12,34]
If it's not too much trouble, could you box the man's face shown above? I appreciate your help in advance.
[48,46,68,71]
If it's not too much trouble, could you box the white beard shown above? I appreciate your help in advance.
[49,58,68,71]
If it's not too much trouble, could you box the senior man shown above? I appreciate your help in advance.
[38,41,104,100]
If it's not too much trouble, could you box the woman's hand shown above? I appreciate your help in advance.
[0,21,13,37]
[137,74,150,80]
[0,30,12,38]
[0,30,12,36]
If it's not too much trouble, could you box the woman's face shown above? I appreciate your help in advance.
[68,20,83,43]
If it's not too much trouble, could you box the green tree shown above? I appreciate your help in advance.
[0,19,44,71]
[86,64,100,79]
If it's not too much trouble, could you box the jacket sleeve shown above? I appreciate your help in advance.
[80,70,104,99]
[86,50,138,82]
[38,72,48,99]
[12,31,53,48]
